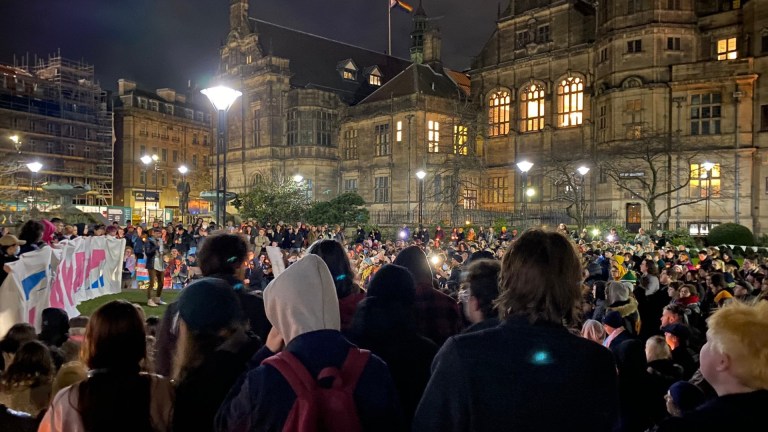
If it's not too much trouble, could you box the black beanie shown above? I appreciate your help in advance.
[366,264,416,306]
[178,277,243,333]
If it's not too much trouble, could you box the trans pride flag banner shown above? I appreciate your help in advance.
[0,236,125,335]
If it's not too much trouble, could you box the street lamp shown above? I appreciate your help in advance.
[293,174,304,183]
[141,154,158,224]
[517,160,534,226]
[702,161,715,233]
[416,170,426,225]
[178,165,189,224]
[26,162,42,210]
[202,85,242,226]
[577,166,590,227]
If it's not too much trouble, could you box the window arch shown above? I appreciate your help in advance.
[558,76,584,127]
[488,90,511,137]
[520,83,545,132]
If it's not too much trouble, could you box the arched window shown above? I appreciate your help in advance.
[520,83,545,132]
[488,90,510,137]
[558,77,584,127]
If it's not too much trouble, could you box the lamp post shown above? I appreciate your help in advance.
[702,161,715,233]
[577,166,590,228]
[141,154,158,224]
[26,161,42,210]
[201,85,242,226]
[178,165,189,224]
[416,170,426,225]
[517,161,534,226]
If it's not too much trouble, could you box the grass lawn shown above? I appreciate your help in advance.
[77,289,182,318]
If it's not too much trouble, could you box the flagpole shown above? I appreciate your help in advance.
[388,0,392,55]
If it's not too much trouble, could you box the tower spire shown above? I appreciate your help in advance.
[410,0,428,63]
[229,0,251,37]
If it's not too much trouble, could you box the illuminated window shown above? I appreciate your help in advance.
[463,189,478,209]
[520,83,545,132]
[396,121,403,143]
[717,38,737,60]
[690,93,721,135]
[428,120,440,153]
[690,163,721,198]
[488,91,510,136]
[453,125,468,155]
[557,77,584,127]
[369,72,382,86]
[343,129,358,160]
[343,69,356,80]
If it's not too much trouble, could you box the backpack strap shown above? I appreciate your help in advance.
[317,348,370,390]
[262,351,316,398]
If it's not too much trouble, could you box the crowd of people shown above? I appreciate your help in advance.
[0,216,767,431]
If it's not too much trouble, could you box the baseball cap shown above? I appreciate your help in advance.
[0,235,27,247]
[661,323,691,341]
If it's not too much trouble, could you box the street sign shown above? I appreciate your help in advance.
[133,191,160,202]
[107,206,132,225]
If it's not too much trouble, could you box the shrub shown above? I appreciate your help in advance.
[707,223,754,247]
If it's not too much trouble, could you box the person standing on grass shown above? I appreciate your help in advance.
[145,228,165,307]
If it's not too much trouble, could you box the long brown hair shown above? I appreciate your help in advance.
[1,340,53,387]
[495,229,582,325]
[75,300,154,432]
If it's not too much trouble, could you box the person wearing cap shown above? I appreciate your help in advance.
[215,255,404,432]
[657,301,768,431]
[661,323,697,380]
[603,310,631,352]
[172,277,261,432]
[0,234,26,286]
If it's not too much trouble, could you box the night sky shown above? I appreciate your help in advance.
[0,0,499,92]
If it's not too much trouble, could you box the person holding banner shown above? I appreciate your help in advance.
[145,228,166,307]
[0,235,25,287]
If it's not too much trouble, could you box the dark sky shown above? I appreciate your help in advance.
[0,0,499,92]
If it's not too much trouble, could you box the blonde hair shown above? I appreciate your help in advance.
[706,301,768,389]
[645,335,671,362]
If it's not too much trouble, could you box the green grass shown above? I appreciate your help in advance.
[77,289,182,318]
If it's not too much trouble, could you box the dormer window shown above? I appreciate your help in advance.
[367,66,383,86]
[338,59,358,81]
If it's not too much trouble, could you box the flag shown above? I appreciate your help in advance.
[390,0,414,13]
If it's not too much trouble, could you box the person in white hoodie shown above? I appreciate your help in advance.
[215,254,404,432]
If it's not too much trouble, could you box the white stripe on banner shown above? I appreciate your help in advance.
[0,236,125,335]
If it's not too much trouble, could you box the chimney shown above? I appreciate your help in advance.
[117,79,136,95]
[156,88,177,103]
[423,28,442,68]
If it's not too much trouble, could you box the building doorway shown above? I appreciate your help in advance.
[626,203,641,233]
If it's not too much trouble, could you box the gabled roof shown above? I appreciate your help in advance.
[251,19,412,105]
[359,63,470,105]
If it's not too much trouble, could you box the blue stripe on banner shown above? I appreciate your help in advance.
[21,271,46,301]
[90,275,105,290]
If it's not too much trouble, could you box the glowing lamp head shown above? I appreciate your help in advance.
[178,165,189,175]
[9,135,20,144]
[577,166,590,176]
[141,155,152,165]
[293,174,304,183]
[416,170,426,180]
[702,161,715,172]
[516,160,534,173]
[525,187,536,197]
[592,229,600,237]
[399,230,407,239]
[26,162,43,173]
[201,85,243,111]
[430,255,440,265]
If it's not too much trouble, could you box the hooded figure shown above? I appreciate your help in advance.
[215,255,404,432]
[606,281,641,336]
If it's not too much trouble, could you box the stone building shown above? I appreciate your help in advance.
[471,0,768,234]
[216,0,411,206]
[113,79,213,223]
[0,54,113,208]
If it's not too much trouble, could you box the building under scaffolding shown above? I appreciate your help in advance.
[0,52,113,208]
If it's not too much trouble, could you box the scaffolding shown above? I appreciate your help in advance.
[0,51,113,206]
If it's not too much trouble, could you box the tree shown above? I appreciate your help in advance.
[305,192,369,227]
[541,158,590,231]
[236,177,311,223]
[600,134,718,229]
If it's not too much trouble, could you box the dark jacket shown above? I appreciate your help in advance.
[144,237,160,270]
[347,297,438,423]
[173,332,261,432]
[215,329,405,432]
[646,359,684,425]
[0,252,18,287]
[657,390,768,432]
[412,316,619,432]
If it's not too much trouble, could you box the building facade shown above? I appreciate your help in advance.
[0,54,113,209]
[216,0,411,208]
[113,79,213,224]
[471,0,768,234]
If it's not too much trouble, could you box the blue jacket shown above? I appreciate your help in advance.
[215,329,405,432]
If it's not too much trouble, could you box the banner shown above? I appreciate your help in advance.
[0,236,126,335]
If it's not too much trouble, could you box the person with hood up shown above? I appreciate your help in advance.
[606,280,641,336]
[215,255,404,432]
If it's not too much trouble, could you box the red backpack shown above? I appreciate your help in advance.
[262,348,371,432]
